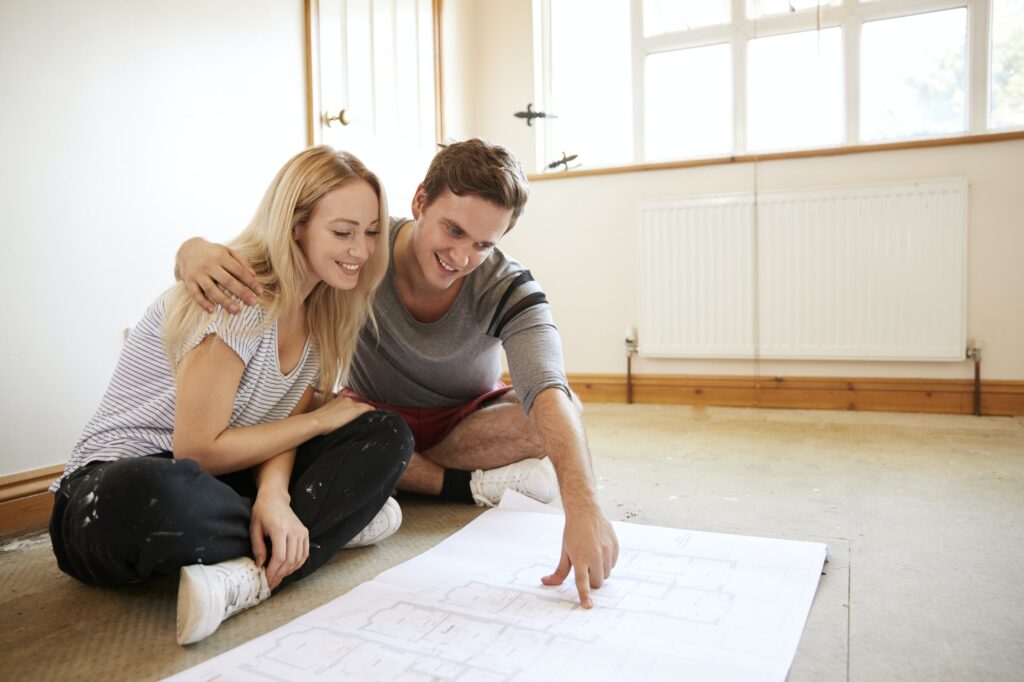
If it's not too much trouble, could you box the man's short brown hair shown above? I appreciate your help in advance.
[420,138,530,232]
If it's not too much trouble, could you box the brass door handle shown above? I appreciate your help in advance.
[324,109,350,127]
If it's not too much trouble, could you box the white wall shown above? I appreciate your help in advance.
[507,140,1024,381]
[440,0,536,169]
[445,0,1024,383]
[0,0,307,476]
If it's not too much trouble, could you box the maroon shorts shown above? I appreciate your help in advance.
[341,385,514,452]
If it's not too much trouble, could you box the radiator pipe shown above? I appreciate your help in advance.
[625,326,638,404]
[967,344,982,416]
[627,354,634,404]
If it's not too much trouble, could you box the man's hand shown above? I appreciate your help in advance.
[176,237,263,314]
[250,489,309,590]
[526,387,619,608]
[541,508,619,608]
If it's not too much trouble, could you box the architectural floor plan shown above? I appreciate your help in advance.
[168,493,826,681]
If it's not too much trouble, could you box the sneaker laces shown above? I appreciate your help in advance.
[221,563,267,618]
[471,459,558,507]
[361,514,389,538]
[478,462,534,491]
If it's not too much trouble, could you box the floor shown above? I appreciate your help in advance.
[1,404,1022,680]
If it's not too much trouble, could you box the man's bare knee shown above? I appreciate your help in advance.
[422,393,546,469]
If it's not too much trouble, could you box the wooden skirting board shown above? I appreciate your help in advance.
[3,374,1021,538]
[0,465,61,540]
[566,374,1024,416]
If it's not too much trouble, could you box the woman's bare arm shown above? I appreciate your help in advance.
[172,335,373,475]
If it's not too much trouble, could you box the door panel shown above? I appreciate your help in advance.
[315,0,437,216]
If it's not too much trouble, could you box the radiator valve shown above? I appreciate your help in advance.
[625,326,638,357]
[967,339,982,362]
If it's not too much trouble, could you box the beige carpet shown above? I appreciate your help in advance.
[2,404,1022,681]
[0,497,484,680]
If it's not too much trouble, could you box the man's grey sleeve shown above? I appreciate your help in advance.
[499,307,572,415]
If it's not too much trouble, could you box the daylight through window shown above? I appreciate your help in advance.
[533,0,1024,173]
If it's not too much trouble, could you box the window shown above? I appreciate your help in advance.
[643,0,729,35]
[861,9,967,141]
[543,0,632,169]
[533,0,1024,174]
[991,0,1024,129]
[748,27,843,151]
[645,44,732,160]
[747,0,841,20]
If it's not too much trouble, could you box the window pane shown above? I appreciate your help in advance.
[747,0,840,20]
[991,0,1024,129]
[861,9,967,141]
[643,0,729,37]
[748,28,843,151]
[645,44,732,160]
[548,0,632,169]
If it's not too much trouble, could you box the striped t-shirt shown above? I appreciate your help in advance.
[51,294,319,491]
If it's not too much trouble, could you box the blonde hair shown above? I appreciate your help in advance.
[163,145,389,396]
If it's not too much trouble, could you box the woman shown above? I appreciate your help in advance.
[48,146,413,645]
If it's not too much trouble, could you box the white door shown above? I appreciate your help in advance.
[316,0,437,217]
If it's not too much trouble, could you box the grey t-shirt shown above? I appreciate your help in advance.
[347,218,569,414]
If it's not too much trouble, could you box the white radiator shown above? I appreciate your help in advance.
[637,178,967,361]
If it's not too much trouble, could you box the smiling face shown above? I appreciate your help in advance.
[408,187,513,292]
[294,179,381,291]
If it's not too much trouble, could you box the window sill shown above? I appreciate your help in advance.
[528,130,1024,182]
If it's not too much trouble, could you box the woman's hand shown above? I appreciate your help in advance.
[250,489,309,590]
[176,237,263,314]
[312,395,375,435]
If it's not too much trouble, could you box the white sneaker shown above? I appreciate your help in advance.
[176,556,271,645]
[343,497,402,548]
[469,457,559,507]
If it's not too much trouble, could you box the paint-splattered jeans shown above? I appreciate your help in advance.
[49,410,413,587]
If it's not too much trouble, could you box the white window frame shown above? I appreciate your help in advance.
[535,0,1002,171]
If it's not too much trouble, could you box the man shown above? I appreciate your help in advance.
[177,139,618,607]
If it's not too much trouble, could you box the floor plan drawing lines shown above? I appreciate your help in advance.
[166,492,827,682]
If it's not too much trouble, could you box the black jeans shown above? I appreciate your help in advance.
[49,410,412,587]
